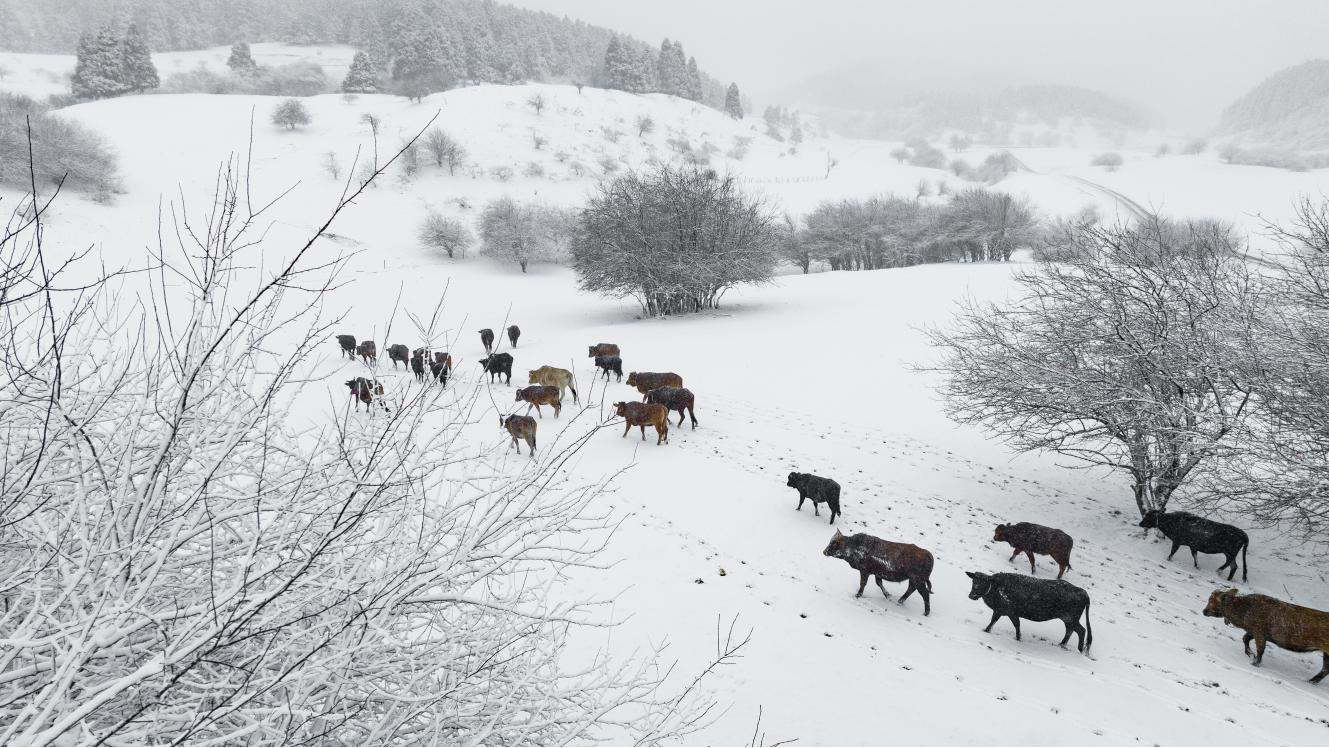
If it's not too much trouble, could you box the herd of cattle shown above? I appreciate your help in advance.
[333,328,1329,686]
[794,473,1329,682]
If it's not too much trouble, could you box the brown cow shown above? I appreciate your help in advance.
[355,340,377,364]
[1203,589,1329,683]
[515,385,562,418]
[823,530,933,615]
[994,522,1074,579]
[613,401,669,445]
[500,414,537,456]
[588,343,620,358]
[627,372,682,399]
[432,351,453,373]
[345,377,388,413]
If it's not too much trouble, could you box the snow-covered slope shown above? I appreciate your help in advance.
[5,69,1329,744]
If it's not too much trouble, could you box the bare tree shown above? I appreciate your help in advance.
[479,196,568,272]
[572,166,777,316]
[418,209,474,258]
[0,127,735,745]
[1199,198,1329,537]
[926,216,1260,516]
[526,92,547,115]
[636,113,656,137]
[423,128,466,175]
[322,150,341,180]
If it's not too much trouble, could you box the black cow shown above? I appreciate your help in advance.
[994,522,1074,579]
[595,355,623,382]
[345,377,388,413]
[479,328,495,353]
[387,343,410,369]
[428,359,448,386]
[646,386,698,429]
[336,334,356,359]
[786,471,840,524]
[480,352,513,384]
[410,352,425,382]
[966,571,1092,653]
[1139,510,1249,581]
[823,530,933,615]
[507,325,521,347]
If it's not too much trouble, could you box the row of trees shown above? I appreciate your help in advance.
[70,24,159,99]
[929,203,1329,537]
[780,189,1039,272]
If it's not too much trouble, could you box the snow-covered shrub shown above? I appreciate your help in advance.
[600,126,623,144]
[424,128,466,174]
[524,160,546,178]
[271,98,311,130]
[418,208,474,258]
[491,164,515,181]
[479,196,570,272]
[1090,151,1123,170]
[0,92,119,195]
[727,135,752,160]
[1181,137,1208,155]
[906,139,946,168]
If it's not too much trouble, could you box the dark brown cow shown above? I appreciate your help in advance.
[500,414,537,456]
[823,530,933,615]
[595,355,623,382]
[345,377,387,413]
[613,401,669,445]
[994,522,1074,579]
[479,328,495,353]
[387,344,410,369]
[588,343,620,358]
[507,325,521,347]
[515,385,562,418]
[410,351,425,382]
[1204,589,1329,683]
[627,372,682,399]
[336,334,356,359]
[432,351,453,373]
[355,340,377,364]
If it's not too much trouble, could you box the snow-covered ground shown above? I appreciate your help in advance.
[4,48,1329,744]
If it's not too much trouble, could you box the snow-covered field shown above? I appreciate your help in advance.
[5,48,1329,744]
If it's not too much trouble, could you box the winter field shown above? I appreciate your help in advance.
[5,47,1329,745]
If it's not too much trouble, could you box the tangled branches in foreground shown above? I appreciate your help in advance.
[0,133,738,745]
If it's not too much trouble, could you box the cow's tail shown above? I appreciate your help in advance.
[925,577,933,593]
[1083,598,1093,654]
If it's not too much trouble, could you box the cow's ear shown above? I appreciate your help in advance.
[965,571,976,579]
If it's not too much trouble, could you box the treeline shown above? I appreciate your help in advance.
[780,189,1038,273]
[0,0,730,106]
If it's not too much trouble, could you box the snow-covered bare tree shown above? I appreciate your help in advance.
[1199,198,1329,538]
[0,127,738,745]
[926,216,1260,516]
[572,165,776,316]
[418,209,474,258]
[479,196,569,272]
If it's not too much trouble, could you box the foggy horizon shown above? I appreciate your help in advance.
[509,0,1329,128]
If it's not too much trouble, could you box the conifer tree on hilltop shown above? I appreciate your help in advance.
[71,28,128,99]
[724,82,743,119]
[121,25,159,92]
[686,57,703,101]
[227,41,258,74]
[342,50,380,93]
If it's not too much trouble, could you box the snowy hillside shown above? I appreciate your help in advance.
[5,58,1329,745]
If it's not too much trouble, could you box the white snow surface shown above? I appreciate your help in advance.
[4,54,1329,744]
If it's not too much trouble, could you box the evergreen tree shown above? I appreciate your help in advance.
[685,57,703,101]
[70,28,127,100]
[342,50,379,93]
[227,41,258,74]
[121,24,159,92]
[656,39,687,97]
[602,36,628,90]
[724,82,743,119]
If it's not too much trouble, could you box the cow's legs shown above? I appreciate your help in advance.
[856,571,869,598]
[1242,632,1254,656]
[512,437,521,455]
[1252,637,1267,665]
[876,576,891,599]
[1191,548,1200,568]
[796,493,806,511]
[1312,653,1329,683]
[1009,616,1022,641]
[1167,541,1181,560]
[622,422,631,438]
[640,424,647,441]
[918,583,931,615]
[1224,554,1239,581]
[813,501,820,517]
[899,580,916,603]
[1056,561,1067,580]
[1009,548,1021,562]
[983,610,1001,633]
[1026,550,1037,574]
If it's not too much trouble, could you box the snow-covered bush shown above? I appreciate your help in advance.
[418,209,474,258]
[1181,137,1208,155]
[271,98,311,130]
[524,160,546,178]
[479,196,570,272]
[572,165,777,316]
[906,139,947,168]
[1090,151,1123,170]
[0,92,118,195]
[491,164,515,181]
[424,128,466,174]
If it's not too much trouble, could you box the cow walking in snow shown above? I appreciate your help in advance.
[966,571,1092,653]
[823,530,933,615]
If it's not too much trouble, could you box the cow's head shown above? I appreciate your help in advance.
[993,524,1008,542]
[1203,588,1239,618]
[479,356,491,367]
[515,390,524,402]
[1138,510,1162,529]
[613,402,628,418]
[965,571,994,600]
[786,472,801,488]
[626,373,639,387]
[529,370,540,381]
[588,346,597,357]
[822,529,848,558]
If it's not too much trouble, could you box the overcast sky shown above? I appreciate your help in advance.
[509,0,1327,128]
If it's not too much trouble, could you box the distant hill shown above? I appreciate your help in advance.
[777,62,1146,143]
[1218,59,1329,152]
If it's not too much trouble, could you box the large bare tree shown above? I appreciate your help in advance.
[926,216,1260,516]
